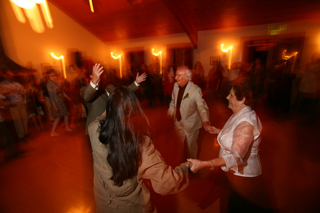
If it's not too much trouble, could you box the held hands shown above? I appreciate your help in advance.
[135,72,147,84]
[203,121,211,132]
[91,63,104,85]
[207,126,221,134]
[187,159,203,173]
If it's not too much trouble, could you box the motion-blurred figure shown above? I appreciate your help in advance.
[0,69,28,140]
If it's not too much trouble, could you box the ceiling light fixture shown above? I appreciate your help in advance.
[10,0,53,33]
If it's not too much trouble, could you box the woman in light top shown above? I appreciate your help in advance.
[188,79,269,212]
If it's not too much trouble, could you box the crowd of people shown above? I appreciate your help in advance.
[1,52,320,212]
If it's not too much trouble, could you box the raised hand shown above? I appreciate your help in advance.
[135,72,147,84]
[91,63,104,85]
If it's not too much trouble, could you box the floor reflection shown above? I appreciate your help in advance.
[0,97,320,213]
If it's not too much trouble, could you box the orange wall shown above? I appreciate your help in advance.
[1,1,320,78]
[0,1,108,78]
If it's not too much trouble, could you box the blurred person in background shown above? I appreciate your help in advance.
[207,61,224,99]
[46,69,72,137]
[40,71,54,124]
[0,92,22,160]
[0,68,28,141]
[24,75,44,130]
[249,58,267,100]
[69,69,88,128]
[148,57,164,106]
[297,53,320,119]
[88,86,191,213]
[162,62,175,105]
[192,61,205,89]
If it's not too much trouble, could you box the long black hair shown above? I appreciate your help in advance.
[99,87,150,186]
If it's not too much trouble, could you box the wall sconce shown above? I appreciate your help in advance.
[221,43,233,69]
[51,52,66,79]
[152,48,162,75]
[282,50,298,72]
[89,0,94,13]
[10,0,53,33]
[111,52,122,78]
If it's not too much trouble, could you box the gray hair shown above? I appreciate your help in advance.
[177,66,192,81]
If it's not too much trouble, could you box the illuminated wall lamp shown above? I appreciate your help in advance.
[51,52,66,79]
[89,0,94,13]
[111,52,122,78]
[152,48,162,75]
[10,0,53,33]
[221,43,233,69]
[282,50,298,72]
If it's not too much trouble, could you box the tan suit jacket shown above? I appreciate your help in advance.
[88,116,189,213]
[83,82,138,134]
[168,81,209,133]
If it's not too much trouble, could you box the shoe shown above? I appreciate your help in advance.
[50,132,59,137]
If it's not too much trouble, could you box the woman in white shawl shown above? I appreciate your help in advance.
[188,79,272,212]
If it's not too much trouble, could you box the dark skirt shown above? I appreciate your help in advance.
[198,169,277,213]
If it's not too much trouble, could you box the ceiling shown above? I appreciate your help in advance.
[48,0,320,48]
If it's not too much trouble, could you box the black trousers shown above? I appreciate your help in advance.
[198,169,277,213]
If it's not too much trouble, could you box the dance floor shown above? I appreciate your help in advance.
[0,97,320,213]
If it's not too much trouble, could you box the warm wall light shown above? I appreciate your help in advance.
[282,50,298,72]
[111,52,122,78]
[152,48,162,75]
[89,0,94,13]
[221,43,233,69]
[10,0,53,33]
[51,52,66,79]
[282,50,298,60]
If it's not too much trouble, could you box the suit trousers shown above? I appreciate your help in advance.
[9,102,28,139]
[174,120,199,159]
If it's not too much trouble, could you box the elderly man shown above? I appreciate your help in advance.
[168,66,210,159]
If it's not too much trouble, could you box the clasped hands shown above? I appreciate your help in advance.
[183,159,204,173]
[203,121,221,134]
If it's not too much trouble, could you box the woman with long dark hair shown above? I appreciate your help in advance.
[88,87,190,213]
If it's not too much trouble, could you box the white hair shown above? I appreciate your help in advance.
[177,66,192,81]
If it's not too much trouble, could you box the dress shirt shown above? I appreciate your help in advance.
[176,82,188,121]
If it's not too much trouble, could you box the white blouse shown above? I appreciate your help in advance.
[217,106,262,177]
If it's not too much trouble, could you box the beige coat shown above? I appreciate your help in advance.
[167,82,210,133]
[83,82,138,134]
[88,116,189,213]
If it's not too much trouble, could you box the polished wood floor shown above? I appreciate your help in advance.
[1,97,320,213]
